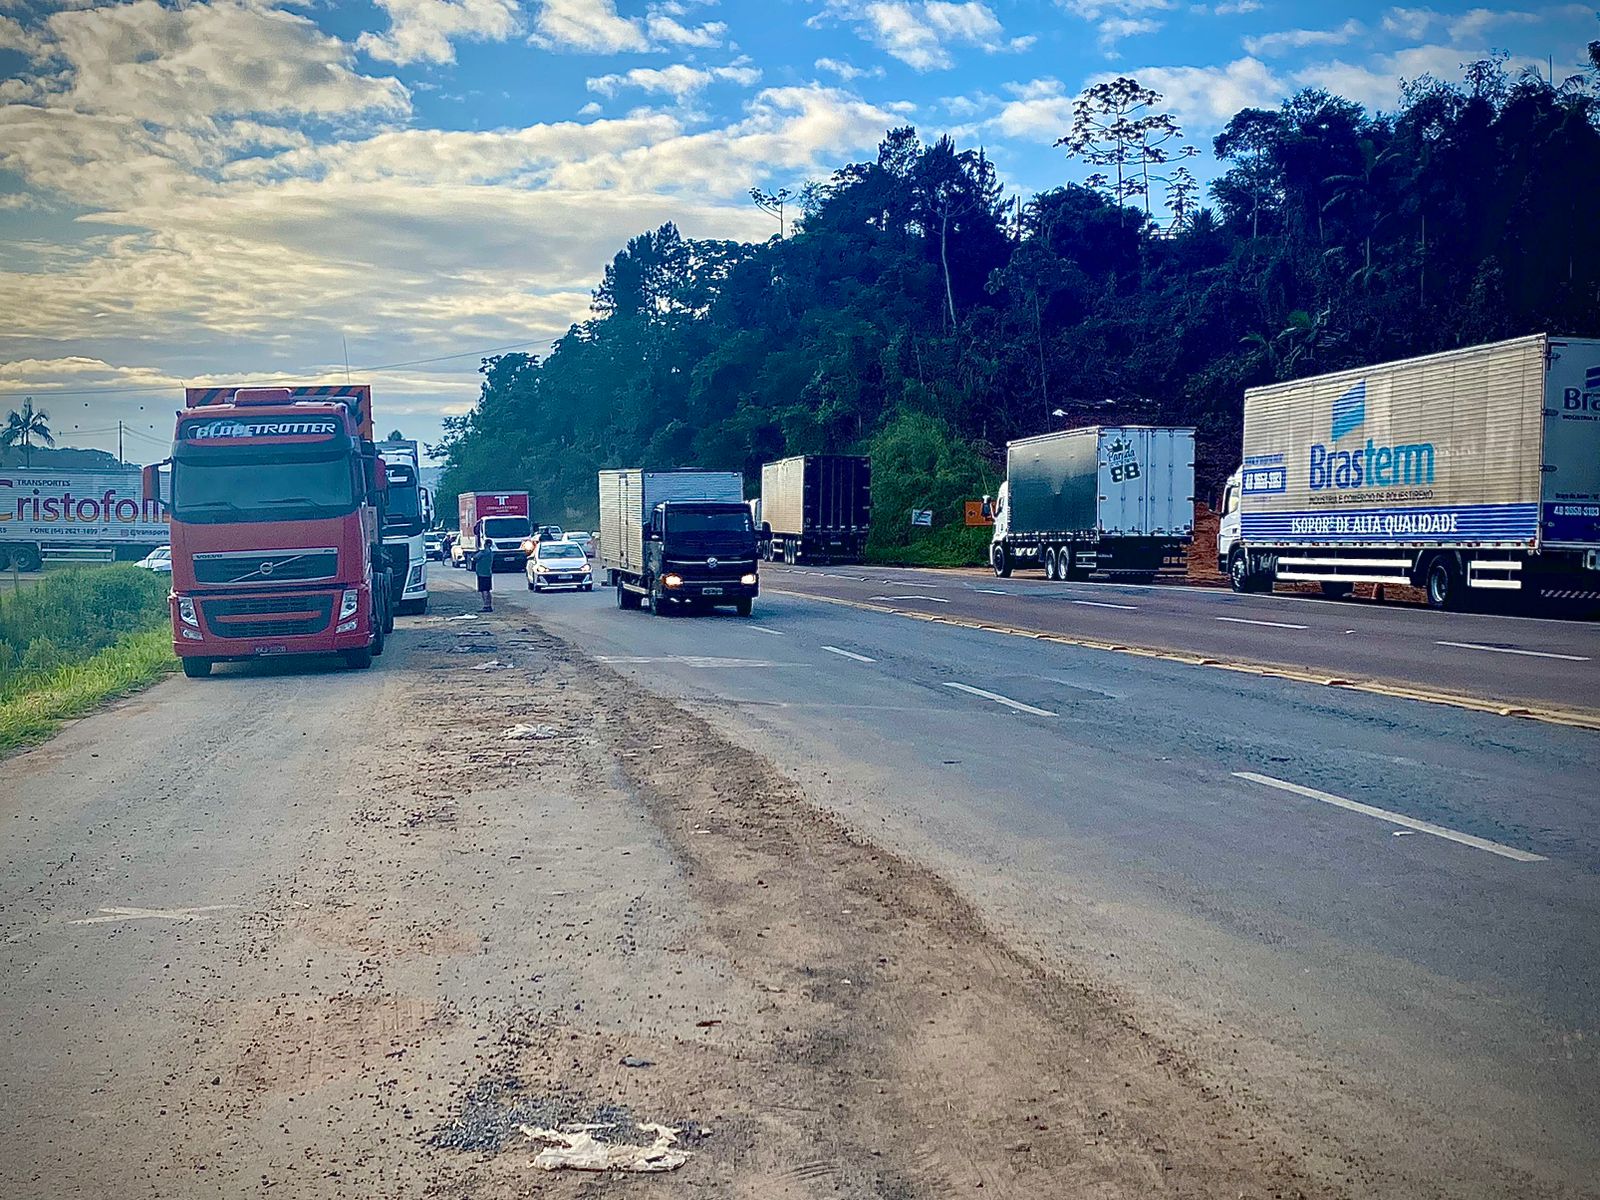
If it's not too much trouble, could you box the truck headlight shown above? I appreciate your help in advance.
[339,589,359,620]
[663,573,683,589]
[740,573,757,585]
[178,596,199,626]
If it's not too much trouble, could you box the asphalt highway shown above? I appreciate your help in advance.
[473,569,1600,1197]
[759,562,1600,715]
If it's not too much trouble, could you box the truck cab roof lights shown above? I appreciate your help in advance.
[233,388,296,405]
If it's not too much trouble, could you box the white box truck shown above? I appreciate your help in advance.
[1216,334,1600,609]
[375,439,430,613]
[986,426,1195,580]
[598,469,758,615]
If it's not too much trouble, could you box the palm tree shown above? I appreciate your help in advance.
[2,398,55,466]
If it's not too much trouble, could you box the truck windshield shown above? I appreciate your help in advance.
[173,453,356,524]
[483,516,531,540]
[667,510,753,535]
[383,477,423,537]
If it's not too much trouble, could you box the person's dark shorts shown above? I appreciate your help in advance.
[477,574,492,593]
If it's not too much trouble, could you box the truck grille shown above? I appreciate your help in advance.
[201,593,334,640]
[193,548,338,585]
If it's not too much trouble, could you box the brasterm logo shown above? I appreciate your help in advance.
[1562,365,1600,412]
[1309,380,1436,492]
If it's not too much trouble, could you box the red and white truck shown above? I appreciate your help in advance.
[143,385,394,677]
[454,491,531,572]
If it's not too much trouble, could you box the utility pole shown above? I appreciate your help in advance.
[118,420,124,464]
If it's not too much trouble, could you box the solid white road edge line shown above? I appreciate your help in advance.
[1216,616,1309,630]
[869,595,950,603]
[1232,771,1547,863]
[943,682,1056,717]
[822,645,877,663]
[1435,641,1589,662]
[1073,600,1139,610]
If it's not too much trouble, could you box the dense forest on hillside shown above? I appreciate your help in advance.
[436,44,1600,559]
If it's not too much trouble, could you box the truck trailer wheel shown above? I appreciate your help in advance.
[11,543,41,572]
[181,657,212,679]
[1424,554,1464,611]
[992,545,1013,578]
[615,582,640,611]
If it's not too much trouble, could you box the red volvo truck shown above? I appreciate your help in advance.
[143,385,394,677]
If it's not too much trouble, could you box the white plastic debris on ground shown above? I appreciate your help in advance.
[446,613,480,622]
[504,723,559,740]
[520,1123,690,1173]
[473,660,514,671]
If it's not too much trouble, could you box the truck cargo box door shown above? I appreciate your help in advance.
[1543,339,1600,546]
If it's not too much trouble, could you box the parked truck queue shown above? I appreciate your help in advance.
[126,331,1599,690]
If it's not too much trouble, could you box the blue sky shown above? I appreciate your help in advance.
[0,0,1594,461]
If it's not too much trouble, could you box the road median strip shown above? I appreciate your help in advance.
[769,588,1600,732]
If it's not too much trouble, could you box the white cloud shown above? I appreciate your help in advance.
[586,63,762,99]
[847,0,1030,71]
[1213,1,1262,13]
[1244,19,1363,58]
[1097,15,1161,53]
[0,12,45,58]
[990,77,1074,140]
[528,0,727,53]
[1087,56,1284,130]
[357,0,522,66]
[31,0,409,126]
[530,0,649,52]
[645,13,728,46]
[1055,0,1173,18]
[815,56,885,81]
[1295,43,1545,111]
[1379,6,1541,44]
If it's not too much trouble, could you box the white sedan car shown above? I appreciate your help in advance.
[136,545,172,573]
[526,539,593,593]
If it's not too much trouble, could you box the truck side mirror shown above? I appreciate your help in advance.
[141,461,169,512]
[981,496,993,519]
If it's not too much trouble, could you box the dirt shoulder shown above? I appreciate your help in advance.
[74,586,1347,1198]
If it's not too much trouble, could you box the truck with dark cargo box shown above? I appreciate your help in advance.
[986,426,1195,580]
[598,468,759,616]
[758,454,872,564]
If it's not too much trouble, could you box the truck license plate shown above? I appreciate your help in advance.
[701,586,722,595]
[253,644,289,656]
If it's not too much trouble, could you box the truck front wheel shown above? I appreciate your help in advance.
[1228,548,1263,594]
[344,647,373,670]
[735,598,753,617]
[992,545,1012,578]
[181,657,212,678]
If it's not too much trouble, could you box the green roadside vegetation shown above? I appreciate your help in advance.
[0,565,174,757]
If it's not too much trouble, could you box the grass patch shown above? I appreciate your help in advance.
[0,628,176,756]
[0,565,174,756]
[865,523,991,568]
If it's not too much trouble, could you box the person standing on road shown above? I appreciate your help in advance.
[474,540,495,612]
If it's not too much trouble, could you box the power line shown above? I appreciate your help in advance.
[0,336,556,400]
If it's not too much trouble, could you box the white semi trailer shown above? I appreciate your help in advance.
[1216,333,1600,609]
